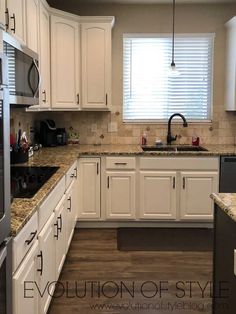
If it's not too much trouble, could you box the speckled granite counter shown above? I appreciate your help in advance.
[11,143,236,236]
[211,193,236,223]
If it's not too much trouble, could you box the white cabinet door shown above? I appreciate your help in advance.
[139,171,177,220]
[65,180,76,250]
[25,0,39,53]
[54,195,66,280]
[51,15,80,109]
[81,23,111,109]
[39,1,50,108]
[13,241,38,314]
[78,158,100,219]
[38,213,56,314]
[0,0,6,30]
[106,171,135,219]
[180,171,218,221]
[6,0,26,43]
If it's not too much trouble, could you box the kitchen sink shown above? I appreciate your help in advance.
[142,145,208,152]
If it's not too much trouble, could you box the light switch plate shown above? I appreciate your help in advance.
[91,124,97,132]
[108,122,118,133]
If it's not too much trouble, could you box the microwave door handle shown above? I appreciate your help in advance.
[28,59,41,98]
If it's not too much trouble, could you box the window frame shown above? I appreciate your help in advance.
[122,33,215,124]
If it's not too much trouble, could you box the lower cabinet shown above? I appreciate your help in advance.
[65,179,77,249]
[38,213,56,314]
[13,241,39,314]
[78,158,101,219]
[139,171,177,220]
[54,195,66,279]
[180,171,218,220]
[106,171,135,219]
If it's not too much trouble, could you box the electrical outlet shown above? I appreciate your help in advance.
[108,122,118,133]
[91,124,97,132]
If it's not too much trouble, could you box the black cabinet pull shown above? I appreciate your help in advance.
[42,90,47,102]
[25,231,37,245]
[37,251,43,276]
[70,173,74,178]
[77,93,80,105]
[183,177,186,189]
[97,163,99,175]
[173,177,175,189]
[58,215,62,233]
[105,93,108,106]
[74,167,77,178]
[114,162,127,166]
[54,221,59,240]
[5,8,9,29]
[107,176,109,189]
[67,197,72,211]
[10,13,16,33]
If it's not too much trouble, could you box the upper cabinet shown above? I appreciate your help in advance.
[50,15,80,109]
[25,0,39,53]
[39,1,50,108]
[6,0,26,43]
[81,22,112,110]
[225,17,236,111]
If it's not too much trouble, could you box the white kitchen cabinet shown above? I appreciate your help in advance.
[180,171,218,220]
[81,22,112,110]
[78,158,101,219]
[25,0,39,53]
[6,0,26,43]
[13,241,39,314]
[54,195,66,280]
[51,15,80,109]
[65,179,77,249]
[39,0,50,108]
[106,172,135,219]
[225,17,236,111]
[139,171,177,220]
[0,0,6,29]
[38,213,56,314]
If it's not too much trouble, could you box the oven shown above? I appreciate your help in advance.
[0,238,12,314]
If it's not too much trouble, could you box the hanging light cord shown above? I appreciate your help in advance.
[171,0,176,66]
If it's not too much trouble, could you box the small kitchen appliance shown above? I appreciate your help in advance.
[40,119,57,147]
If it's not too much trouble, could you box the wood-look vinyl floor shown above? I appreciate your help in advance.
[48,229,213,314]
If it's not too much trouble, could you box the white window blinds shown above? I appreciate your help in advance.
[123,34,214,122]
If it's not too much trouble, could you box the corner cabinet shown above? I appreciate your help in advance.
[225,17,236,111]
[81,21,112,110]
[78,158,101,219]
[139,171,177,220]
[50,15,80,109]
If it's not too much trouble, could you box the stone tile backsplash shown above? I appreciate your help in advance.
[10,108,236,146]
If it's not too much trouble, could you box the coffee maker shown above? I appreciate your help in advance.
[40,120,57,147]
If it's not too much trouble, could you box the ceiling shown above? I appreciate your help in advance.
[56,0,235,3]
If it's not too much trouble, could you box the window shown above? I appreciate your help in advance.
[123,34,214,122]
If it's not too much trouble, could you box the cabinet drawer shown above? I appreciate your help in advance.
[106,157,136,170]
[38,176,66,232]
[66,161,77,189]
[13,212,38,272]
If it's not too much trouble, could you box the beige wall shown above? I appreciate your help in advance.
[13,3,236,145]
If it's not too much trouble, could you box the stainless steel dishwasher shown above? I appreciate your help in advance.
[220,156,236,192]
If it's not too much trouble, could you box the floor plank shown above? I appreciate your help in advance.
[48,229,213,314]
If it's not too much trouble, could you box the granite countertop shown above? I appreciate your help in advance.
[211,193,236,223]
[11,143,236,236]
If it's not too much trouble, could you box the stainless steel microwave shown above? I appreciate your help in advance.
[2,32,40,107]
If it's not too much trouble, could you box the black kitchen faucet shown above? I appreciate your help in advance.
[167,113,188,144]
